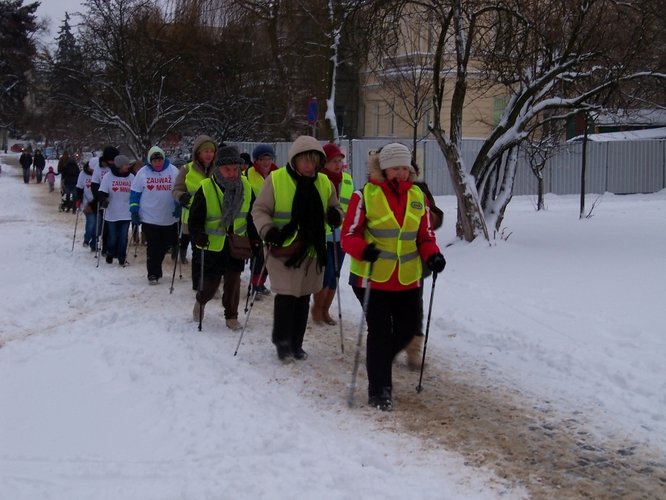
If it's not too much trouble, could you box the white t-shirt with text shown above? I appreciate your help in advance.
[100,172,134,222]
[130,164,179,226]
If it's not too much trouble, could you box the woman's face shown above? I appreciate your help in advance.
[218,164,240,180]
[254,155,273,174]
[150,156,165,172]
[294,155,318,178]
[384,166,410,182]
[198,148,215,166]
[324,155,344,174]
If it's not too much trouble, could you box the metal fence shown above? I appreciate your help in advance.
[228,138,666,196]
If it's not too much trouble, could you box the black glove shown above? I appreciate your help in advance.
[326,207,342,228]
[99,198,109,209]
[361,243,381,263]
[427,252,446,273]
[194,233,209,248]
[179,193,192,207]
[263,227,283,246]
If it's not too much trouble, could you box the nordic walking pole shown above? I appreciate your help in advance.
[416,271,438,393]
[71,207,81,252]
[95,214,106,268]
[93,203,101,260]
[330,227,344,353]
[348,261,373,408]
[198,246,205,332]
[133,224,139,258]
[234,246,269,356]
[169,222,184,294]
[244,254,257,313]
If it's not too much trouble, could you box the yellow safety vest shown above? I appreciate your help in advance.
[182,162,208,224]
[271,168,331,248]
[197,176,251,252]
[326,171,353,237]
[349,183,425,285]
[246,167,268,199]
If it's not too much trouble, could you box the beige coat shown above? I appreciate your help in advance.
[251,136,342,296]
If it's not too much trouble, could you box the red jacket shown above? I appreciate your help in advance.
[341,178,440,291]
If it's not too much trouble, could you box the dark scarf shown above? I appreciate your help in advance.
[213,170,244,229]
[280,165,326,269]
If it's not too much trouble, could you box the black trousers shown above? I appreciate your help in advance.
[272,294,310,353]
[142,222,178,279]
[352,286,422,397]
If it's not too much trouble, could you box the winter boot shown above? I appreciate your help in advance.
[310,289,327,324]
[405,335,424,371]
[276,342,294,362]
[368,386,393,412]
[179,246,189,264]
[193,300,205,322]
[225,318,242,331]
[321,288,337,326]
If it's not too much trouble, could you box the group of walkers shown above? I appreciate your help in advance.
[23,136,447,412]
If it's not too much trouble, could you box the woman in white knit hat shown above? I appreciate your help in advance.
[341,142,446,411]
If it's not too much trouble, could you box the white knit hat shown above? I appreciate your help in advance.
[378,143,412,170]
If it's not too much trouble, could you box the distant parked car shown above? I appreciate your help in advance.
[10,143,25,153]
[44,147,56,159]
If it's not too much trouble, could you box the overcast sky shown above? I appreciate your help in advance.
[36,0,84,39]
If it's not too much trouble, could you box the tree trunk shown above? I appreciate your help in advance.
[432,131,489,242]
[537,173,545,210]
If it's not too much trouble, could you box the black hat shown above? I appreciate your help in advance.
[216,145,242,166]
[101,146,120,163]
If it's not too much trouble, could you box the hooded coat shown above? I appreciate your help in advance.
[251,136,343,296]
[340,148,440,292]
[172,135,217,235]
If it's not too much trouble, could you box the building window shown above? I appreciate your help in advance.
[493,97,508,126]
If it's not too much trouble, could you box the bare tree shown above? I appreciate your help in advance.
[61,0,217,158]
[366,0,666,241]
[522,121,565,211]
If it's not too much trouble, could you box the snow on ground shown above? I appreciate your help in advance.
[1,154,664,499]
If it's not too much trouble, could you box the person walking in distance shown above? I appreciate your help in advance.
[75,160,96,250]
[130,146,180,285]
[245,144,279,299]
[33,149,46,183]
[310,143,354,325]
[187,146,254,328]
[97,154,134,266]
[340,143,445,411]
[172,135,218,288]
[19,148,33,184]
[251,136,343,362]
[91,147,119,256]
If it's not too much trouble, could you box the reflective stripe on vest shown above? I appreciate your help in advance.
[197,176,252,252]
[271,168,331,247]
[182,162,207,224]
[349,183,425,285]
